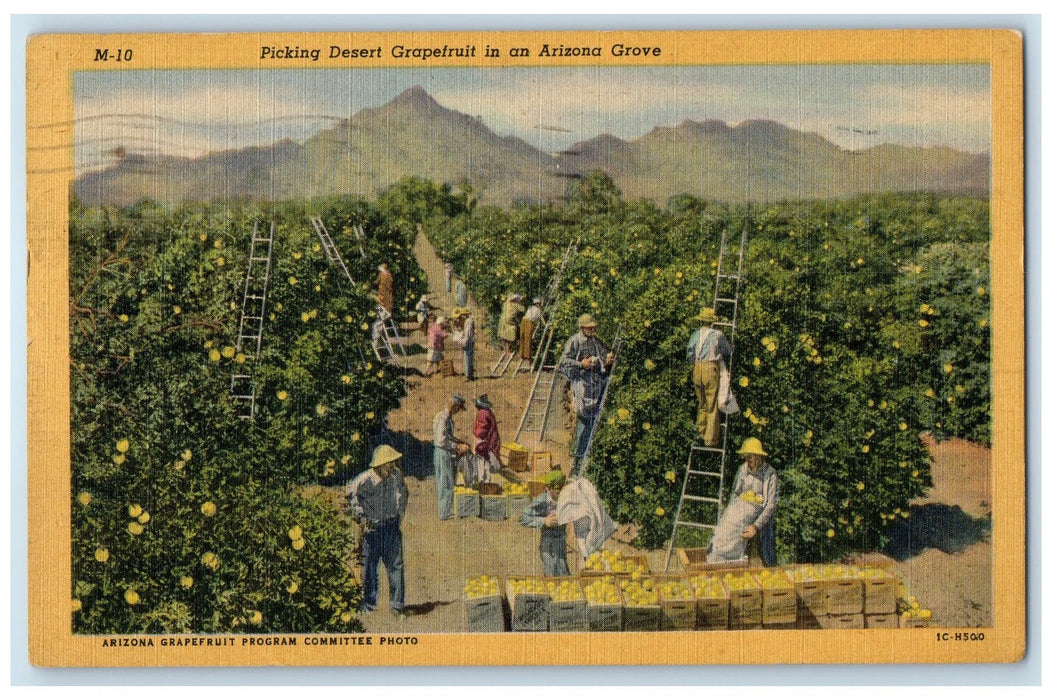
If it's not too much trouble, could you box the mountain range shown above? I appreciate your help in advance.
[73,86,990,207]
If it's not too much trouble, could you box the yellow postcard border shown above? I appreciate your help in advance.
[26,28,1025,667]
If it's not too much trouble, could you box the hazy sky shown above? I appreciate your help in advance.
[73,64,990,173]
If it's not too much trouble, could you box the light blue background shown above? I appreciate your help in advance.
[9,13,1041,686]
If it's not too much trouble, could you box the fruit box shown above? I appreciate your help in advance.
[687,574,730,630]
[464,576,505,633]
[528,450,552,472]
[480,494,507,521]
[826,577,864,615]
[505,494,531,522]
[478,482,502,496]
[581,553,650,577]
[862,570,898,615]
[864,613,900,629]
[724,572,763,628]
[787,568,828,617]
[583,580,624,632]
[454,490,480,518]
[757,571,797,625]
[546,577,588,632]
[676,547,749,573]
[654,576,697,631]
[819,612,864,629]
[506,576,549,632]
[501,443,529,472]
[527,480,547,499]
[439,359,457,376]
[619,578,662,631]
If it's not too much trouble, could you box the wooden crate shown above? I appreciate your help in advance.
[506,577,549,632]
[865,613,900,629]
[620,578,661,631]
[527,480,546,499]
[480,494,507,521]
[581,575,624,631]
[787,568,828,617]
[687,573,729,630]
[676,547,748,574]
[464,576,505,633]
[819,613,865,629]
[505,494,531,522]
[454,490,480,518]
[439,359,456,376]
[655,576,697,631]
[724,571,762,628]
[759,577,797,626]
[826,578,864,615]
[862,570,898,615]
[529,451,553,472]
[501,443,529,472]
[478,482,502,496]
[581,552,650,577]
[546,578,587,632]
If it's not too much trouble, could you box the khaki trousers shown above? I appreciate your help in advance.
[693,360,721,446]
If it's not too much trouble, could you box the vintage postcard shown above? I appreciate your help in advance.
[26,28,1024,667]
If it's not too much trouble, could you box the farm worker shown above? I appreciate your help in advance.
[347,444,408,618]
[415,294,432,335]
[520,468,570,576]
[433,394,470,520]
[555,475,617,558]
[424,316,450,377]
[706,438,779,566]
[452,306,476,381]
[472,394,502,484]
[375,262,394,313]
[559,313,615,475]
[686,307,733,447]
[444,262,453,292]
[498,293,526,355]
[454,278,469,308]
[519,297,544,361]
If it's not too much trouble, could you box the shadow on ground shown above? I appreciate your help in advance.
[403,600,456,616]
[377,429,435,480]
[881,503,991,560]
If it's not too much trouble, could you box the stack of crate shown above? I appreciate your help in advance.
[688,573,730,630]
[723,571,763,630]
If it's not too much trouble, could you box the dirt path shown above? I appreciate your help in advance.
[360,232,993,632]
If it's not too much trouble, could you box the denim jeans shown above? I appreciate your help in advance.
[360,518,405,612]
[571,408,599,474]
[434,448,455,519]
[464,343,475,380]
[540,529,569,576]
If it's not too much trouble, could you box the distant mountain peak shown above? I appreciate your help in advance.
[389,86,440,109]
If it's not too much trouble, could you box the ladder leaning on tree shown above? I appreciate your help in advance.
[310,216,355,284]
[664,222,749,572]
[512,239,581,442]
[508,237,580,378]
[230,220,277,421]
[575,324,625,477]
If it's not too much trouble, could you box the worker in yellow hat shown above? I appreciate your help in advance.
[686,307,733,446]
[707,437,779,566]
[346,444,409,618]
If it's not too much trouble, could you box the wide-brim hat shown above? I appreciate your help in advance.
[532,297,542,305]
[370,444,403,467]
[451,393,466,408]
[453,307,470,319]
[578,313,598,328]
[737,437,768,456]
[509,293,523,302]
[435,316,448,326]
[475,394,492,410]
[696,307,719,323]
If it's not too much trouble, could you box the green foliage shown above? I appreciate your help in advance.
[70,196,424,633]
[428,188,991,562]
